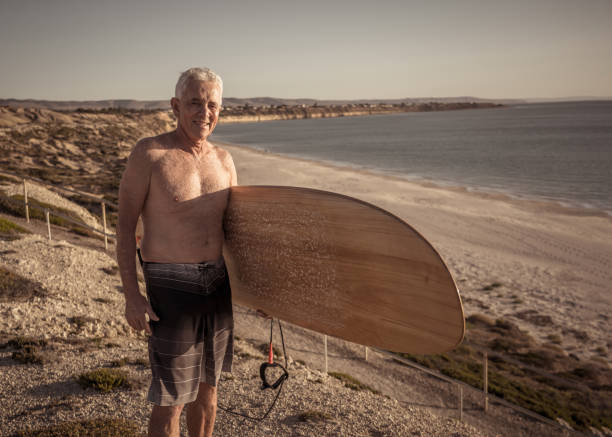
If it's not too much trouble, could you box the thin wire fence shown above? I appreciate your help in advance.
[0,170,116,248]
[314,332,585,437]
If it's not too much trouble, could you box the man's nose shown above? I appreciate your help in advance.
[197,104,213,117]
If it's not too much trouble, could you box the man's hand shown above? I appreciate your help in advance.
[125,293,159,335]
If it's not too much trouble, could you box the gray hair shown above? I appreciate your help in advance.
[175,67,223,99]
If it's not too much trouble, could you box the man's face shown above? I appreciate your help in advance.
[172,79,222,142]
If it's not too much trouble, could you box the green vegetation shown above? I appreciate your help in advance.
[0,216,30,236]
[258,342,284,361]
[109,356,149,368]
[12,347,45,365]
[77,368,131,392]
[396,318,612,431]
[14,418,143,437]
[6,337,49,365]
[328,372,380,394]
[109,358,128,367]
[71,106,159,114]
[0,266,46,302]
[7,337,48,349]
[0,192,102,240]
[68,316,97,331]
[297,410,332,423]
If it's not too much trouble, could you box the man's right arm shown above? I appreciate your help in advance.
[116,139,158,334]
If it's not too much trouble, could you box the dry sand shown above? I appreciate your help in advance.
[221,142,612,361]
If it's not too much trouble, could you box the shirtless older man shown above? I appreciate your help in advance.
[117,67,236,437]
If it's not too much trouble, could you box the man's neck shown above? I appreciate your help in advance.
[174,125,210,154]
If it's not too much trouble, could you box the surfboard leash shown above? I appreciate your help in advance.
[218,318,289,422]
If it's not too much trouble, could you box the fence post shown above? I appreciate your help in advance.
[484,352,488,412]
[101,202,108,250]
[365,346,369,361]
[45,209,51,240]
[324,335,328,374]
[458,384,463,421]
[23,179,30,223]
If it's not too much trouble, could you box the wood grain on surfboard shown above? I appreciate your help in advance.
[223,186,464,354]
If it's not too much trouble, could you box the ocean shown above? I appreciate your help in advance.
[212,101,612,214]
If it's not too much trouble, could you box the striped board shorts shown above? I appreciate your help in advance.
[142,259,234,406]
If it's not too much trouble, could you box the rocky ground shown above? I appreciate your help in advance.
[0,230,493,437]
[0,210,593,437]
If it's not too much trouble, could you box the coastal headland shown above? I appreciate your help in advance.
[218,101,502,123]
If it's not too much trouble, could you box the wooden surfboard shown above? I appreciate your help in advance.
[223,186,464,354]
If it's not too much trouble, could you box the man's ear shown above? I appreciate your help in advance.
[170,97,180,118]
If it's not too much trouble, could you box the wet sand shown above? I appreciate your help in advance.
[220,141,612,361]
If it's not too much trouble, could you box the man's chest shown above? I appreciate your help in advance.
[152,153,229,202]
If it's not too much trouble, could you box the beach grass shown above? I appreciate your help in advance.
[0,216,30,236]
[398,320,612,431]
[0,192,102,240]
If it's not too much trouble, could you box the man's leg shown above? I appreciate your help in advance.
[186,382,218,437]
[149,404,184,437]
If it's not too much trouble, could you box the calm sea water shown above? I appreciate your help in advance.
[212,101,612,214]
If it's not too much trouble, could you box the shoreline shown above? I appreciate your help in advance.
[215,140,612,219]
[217,139,612,363]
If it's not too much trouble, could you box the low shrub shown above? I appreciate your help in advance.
[297,410,331,423]
[7,336,48,365]
[0,267,46,302]
[77,368,131,392]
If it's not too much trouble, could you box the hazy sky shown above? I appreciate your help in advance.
[1,0,611,101]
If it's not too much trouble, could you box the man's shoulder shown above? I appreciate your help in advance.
[210,142,233,164]
[132,133,174,159]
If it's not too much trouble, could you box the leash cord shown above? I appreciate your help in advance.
[217,318,289,422]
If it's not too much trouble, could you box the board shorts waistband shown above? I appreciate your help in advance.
[141,258,227,296]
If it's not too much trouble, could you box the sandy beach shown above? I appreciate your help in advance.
[221,141,612,361]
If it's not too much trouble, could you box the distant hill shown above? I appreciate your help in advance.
[0,96,524,110]
[524,96,612,103]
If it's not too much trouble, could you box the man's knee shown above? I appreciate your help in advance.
[194,382,217,406]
